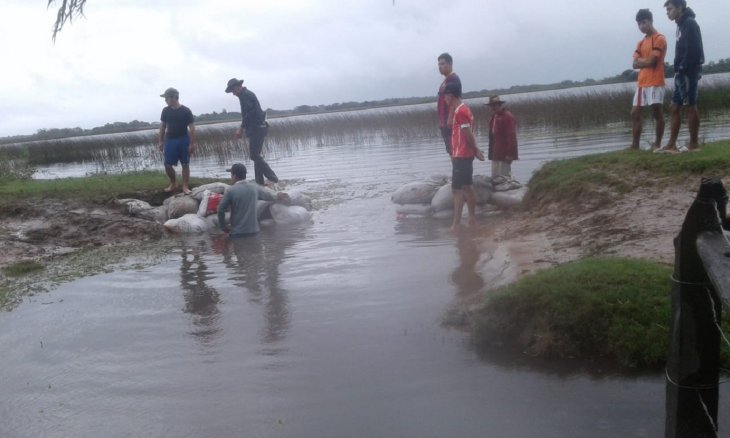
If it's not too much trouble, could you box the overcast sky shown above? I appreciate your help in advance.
[1,0,729,137]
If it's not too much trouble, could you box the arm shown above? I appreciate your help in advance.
[461,126,484,161]
[682,20,704,71]
[188,123,196,154]
[504,113,518,163]
[158,122,166,152]
[217,191,231,232]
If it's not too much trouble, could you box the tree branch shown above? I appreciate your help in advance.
[47,0,87,42]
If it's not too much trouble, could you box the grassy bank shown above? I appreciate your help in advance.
[470,257,673,368]
[468,140,730,369]
[0,170,219,213]
[523,139,730,212]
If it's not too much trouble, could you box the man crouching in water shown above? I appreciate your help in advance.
[443,84,485,231]
[217,163,289,238]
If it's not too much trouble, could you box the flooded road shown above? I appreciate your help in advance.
[4,108,730,436]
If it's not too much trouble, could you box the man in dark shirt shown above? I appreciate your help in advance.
[437,53,462,157]
[662,0,704,152]
[159,87,196,194]
[225,78,279,186]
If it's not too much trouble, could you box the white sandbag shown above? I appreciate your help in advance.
[167,195,200,219]
[489,186,528,209]
[257,200,275,219]
[430,184,453,212]
[432,209,454,219]
[163,214,213,233]
[119,199,152,215]
[473,175,493,205]
[287,189,313,211]
[270,204,312,225]
[396,203,433,216]
[191,182,230,200]
[197,190,211,217]
[390,181,442,205]
[136,205,169,223]
[204,212,229,230]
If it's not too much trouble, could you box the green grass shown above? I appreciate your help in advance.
[471,257,674,368]
[471,256,730,369]
[0,171,220,211]
[523,140,730,210]
[2,260,44,277]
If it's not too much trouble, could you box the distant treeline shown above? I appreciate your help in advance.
[3,57,729,145]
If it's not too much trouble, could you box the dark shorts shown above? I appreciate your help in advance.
[672,70,701,106]
[440,126,452,155]
[451,157,474,190]
[163,135,190,167]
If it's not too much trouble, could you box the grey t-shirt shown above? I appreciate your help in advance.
[217,181,276,236]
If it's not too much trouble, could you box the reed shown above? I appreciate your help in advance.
[2,80,728,170]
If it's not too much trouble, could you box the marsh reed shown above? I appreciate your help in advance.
[3,78,729,172]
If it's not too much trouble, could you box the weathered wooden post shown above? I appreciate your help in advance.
[666,177,729,437]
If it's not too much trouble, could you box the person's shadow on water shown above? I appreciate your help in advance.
[179,236,222,347]
[215,228,302,345]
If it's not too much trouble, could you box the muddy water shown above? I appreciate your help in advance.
[4,119,730,436]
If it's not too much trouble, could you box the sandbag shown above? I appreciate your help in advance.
[287,189,313,211]
[136,205,169,223]
[163,214,213,233]
[119,199,152,216]
[270,204,312,225]
[391,180,442,205]
[167,195,200,219]
[196,190,223,217]
[396,203,433,216]
[473,175,493,205]
[430,184,453,212]
[191,182,230,200]
[257,200,275,219]
[489,186,528,209]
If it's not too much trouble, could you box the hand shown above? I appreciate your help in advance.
[158,142,164,152]
[276,192,291,204]
[235,127,243,139]
[475,149,485,161]
[188,143,196,155]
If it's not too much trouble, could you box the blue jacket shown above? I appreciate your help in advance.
[673,7,704,73]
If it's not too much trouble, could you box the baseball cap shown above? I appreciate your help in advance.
[160,87,179,98]
[226,163,247,179]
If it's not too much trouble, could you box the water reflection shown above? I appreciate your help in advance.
[179,237,221,347]
[451,230,486,296]
[215,230,298,345]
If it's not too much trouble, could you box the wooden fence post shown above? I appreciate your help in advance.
[665,177,727,437]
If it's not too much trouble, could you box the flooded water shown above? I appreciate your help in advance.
[4,97,730,436]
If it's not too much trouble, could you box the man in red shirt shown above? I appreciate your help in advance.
[437,53,462,157]
[444,84,484,231]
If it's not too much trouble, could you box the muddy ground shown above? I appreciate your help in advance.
[0,179,713,293]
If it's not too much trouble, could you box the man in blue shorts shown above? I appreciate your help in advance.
[662,0,704,152]
[159,87,196,193]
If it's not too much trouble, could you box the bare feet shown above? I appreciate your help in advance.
[182,186,192,195]
[163,184,175,193]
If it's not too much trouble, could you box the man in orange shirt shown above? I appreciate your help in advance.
[443,84,485,231]
[631,8,666,150]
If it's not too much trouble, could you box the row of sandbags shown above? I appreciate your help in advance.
[116,182,313,233]
[390,174,527,217]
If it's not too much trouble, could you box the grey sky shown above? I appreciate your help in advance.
[1,0,729,137]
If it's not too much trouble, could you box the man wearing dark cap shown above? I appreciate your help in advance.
[225,78,279,185]
[217,163,289,237]
[159,87,196,194]
[443,84,484,231]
